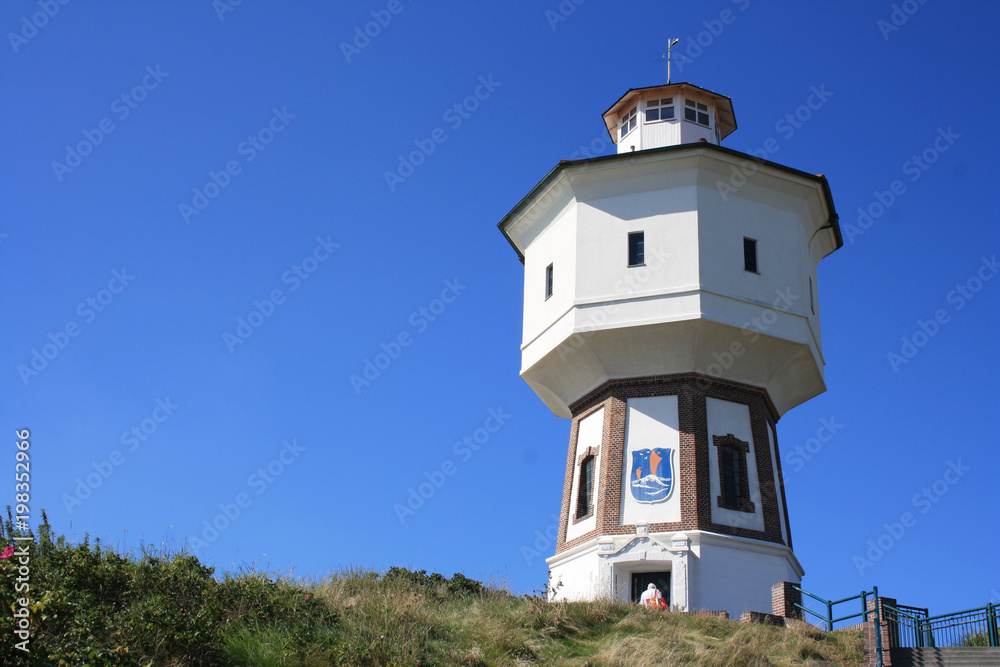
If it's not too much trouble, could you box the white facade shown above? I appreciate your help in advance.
[548,529,803,619]
[505,146,838,419]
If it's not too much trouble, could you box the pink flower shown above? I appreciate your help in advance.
[304,595,310,600]
[0,546,14,559]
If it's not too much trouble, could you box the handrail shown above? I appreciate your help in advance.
[793,584,883,667]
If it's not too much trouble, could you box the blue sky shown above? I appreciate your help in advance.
[2,0,998,620]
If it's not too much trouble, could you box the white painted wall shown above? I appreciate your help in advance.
[706,397,764,532]
[507,148,837,418]
[548,546,601,601]
[620,396,681,525]
[616,95,718,153]
[688,533,802,618]
[522,201,578,344]
[565,408,604,543]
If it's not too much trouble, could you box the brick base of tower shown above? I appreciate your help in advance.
[546,373,803,617]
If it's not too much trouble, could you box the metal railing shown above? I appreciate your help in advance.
[793,585,883,667]
[884,602,1000,648]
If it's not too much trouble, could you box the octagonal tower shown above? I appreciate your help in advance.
[498,81,841,618]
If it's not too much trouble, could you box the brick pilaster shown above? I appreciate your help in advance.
[864,596,897,667]
[771,581,802,619]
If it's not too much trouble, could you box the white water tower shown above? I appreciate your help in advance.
[498,80,841,617]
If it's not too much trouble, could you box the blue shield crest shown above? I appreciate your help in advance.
[630,448,673,503]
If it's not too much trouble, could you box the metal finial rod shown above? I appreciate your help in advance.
[663,38,680,84]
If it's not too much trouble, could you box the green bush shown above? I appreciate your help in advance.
[0,510,340,666]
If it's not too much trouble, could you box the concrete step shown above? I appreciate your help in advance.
[891,646,1000,667]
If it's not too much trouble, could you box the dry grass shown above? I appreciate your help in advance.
[295,569,865,666]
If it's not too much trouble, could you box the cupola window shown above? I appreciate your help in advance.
[645,98,675,122]
[620,106,637,138]
[684,99,710,127]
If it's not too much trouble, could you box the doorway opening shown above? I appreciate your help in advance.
[630,571,671,606]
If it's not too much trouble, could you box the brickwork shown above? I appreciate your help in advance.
[555,373,790,553]
[863,596,898,667]
[771,581,802,620]
[740,610,786,626]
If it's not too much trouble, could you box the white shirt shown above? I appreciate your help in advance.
[639,588,662,606]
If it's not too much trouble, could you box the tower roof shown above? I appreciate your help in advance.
[602,82,737,144]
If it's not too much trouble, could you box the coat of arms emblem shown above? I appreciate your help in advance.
[630,447,673,503]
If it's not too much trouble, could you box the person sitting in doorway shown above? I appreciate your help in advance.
[639,583,666,609]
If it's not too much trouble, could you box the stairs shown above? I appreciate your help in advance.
[890,647,1000,667]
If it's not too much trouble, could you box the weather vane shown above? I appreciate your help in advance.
[659,38,682,84]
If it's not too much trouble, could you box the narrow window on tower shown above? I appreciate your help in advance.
[628,231,645,266]
[576,455,595,519]
[720,447,742,510]
[545,263,553,300]
[743,238,758,273]
[713,434,755,513]
[809,277,815,314]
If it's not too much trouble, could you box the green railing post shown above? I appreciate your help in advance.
[915,616,923,648]
[872,586,883,667]
[827,598,834,632]
[988,602,999,647]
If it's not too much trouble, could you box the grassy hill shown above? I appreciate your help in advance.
[1,513,862,666]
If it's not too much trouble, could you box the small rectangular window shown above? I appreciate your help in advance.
[545,263,553,299]
[809,277,815,314]
[577,456,595,518]
[628,232,645,266]
[743,238,758,273]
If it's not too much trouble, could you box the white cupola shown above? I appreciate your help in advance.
[602,82,737,153]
